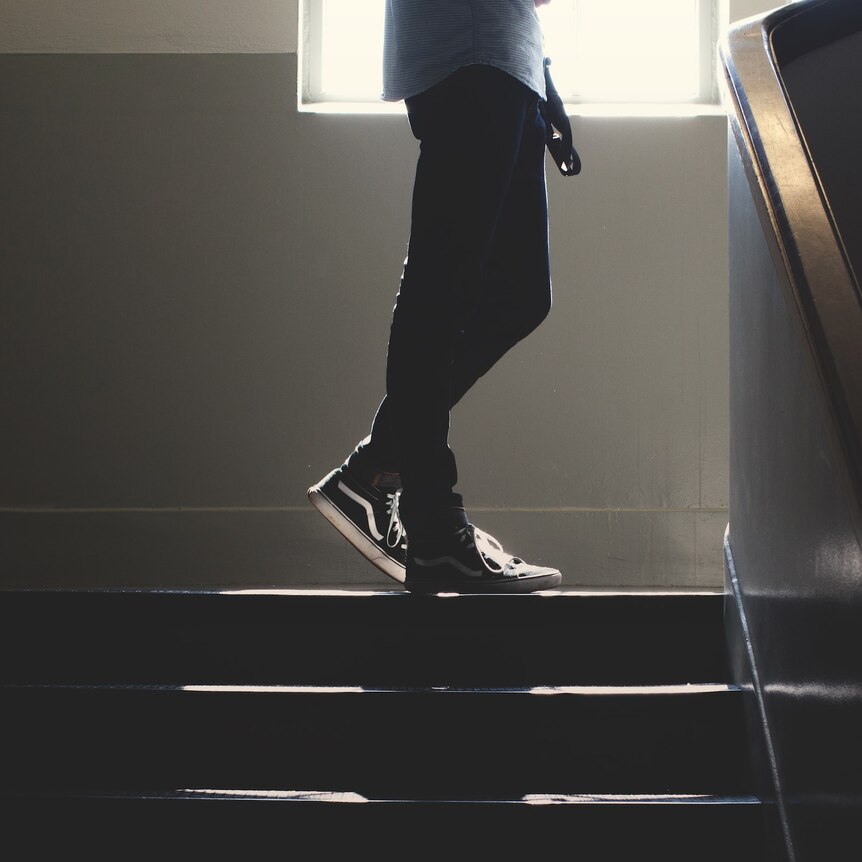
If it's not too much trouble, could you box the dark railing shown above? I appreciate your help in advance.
[721,1,862,860]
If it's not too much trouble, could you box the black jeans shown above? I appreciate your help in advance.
[365,64,552,534]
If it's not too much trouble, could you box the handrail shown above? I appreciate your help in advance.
[720,0,862,513]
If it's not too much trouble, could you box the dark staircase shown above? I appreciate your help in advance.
[1,589,764,857]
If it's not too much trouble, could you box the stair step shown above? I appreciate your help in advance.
[3,682,751,798]
[2,588,763,856]
[0,589,729,686]
[1,789,765,860]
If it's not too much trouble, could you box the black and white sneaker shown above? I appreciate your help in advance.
[308,462,407,584]
[404,523,562,594]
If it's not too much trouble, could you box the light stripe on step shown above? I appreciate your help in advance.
[179,683,740,695]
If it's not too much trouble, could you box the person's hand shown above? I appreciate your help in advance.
[539,57,581,177]
[534,0,552,7]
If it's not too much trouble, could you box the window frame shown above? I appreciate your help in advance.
[298,0,732,116]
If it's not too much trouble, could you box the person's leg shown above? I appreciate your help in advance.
[307,65,530,583]
[310,64,561,591]
[369,67,549,531]
[357,73,551,482]
[359,73,551,470]
[449,97,551,408]
[373,66,560,592]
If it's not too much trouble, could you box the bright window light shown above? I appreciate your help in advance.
[318,0,384,100]
[540,1,702,101]
[300,0,723,111]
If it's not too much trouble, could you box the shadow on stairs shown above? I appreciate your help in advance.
[1,588,765,858]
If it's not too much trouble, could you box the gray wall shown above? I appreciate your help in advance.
[0,2,784,590]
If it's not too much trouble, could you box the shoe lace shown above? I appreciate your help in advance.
[462,525,506,574]
[385,490,407,550]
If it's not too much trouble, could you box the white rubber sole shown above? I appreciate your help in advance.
[307,485,406,584]
[403,570,562,595]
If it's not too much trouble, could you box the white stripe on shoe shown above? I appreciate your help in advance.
[338,480,385,541]
[308,485,406,583]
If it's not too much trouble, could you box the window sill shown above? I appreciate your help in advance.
[297,100,729,118]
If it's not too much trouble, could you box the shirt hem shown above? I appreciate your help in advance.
[383,58,545,103]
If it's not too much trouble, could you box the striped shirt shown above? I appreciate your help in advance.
[382,0,547,102]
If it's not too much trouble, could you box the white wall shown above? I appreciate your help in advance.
[0,0,298,53]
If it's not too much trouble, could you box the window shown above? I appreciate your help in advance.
[299,0,729,114]
[300,0,387,108]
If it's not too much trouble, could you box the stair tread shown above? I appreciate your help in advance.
[0,786,767,861]
[3,587,756,823]
[4,682,753,798]
[4,787,761,805]
[1,588,731,687]
[4,682,739,693]
[0,588,726,631]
